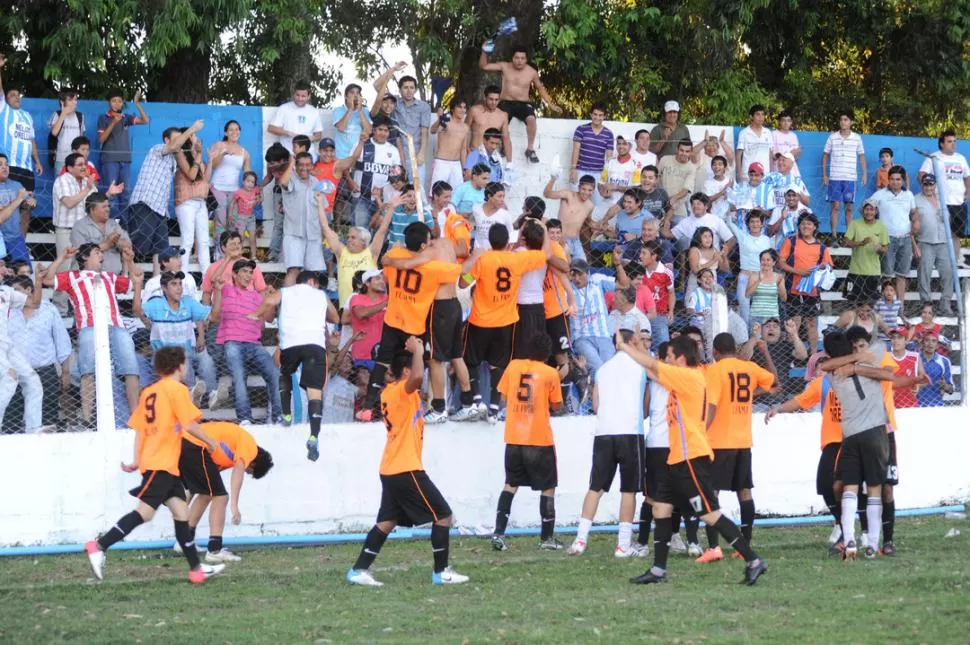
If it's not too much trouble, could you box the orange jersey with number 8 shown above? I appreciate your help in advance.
[498,359,562,446]
[128,377,202,476]
[468,249,546,328]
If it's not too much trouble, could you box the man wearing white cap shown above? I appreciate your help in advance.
[649,101,690,159]
[764,151,810,208]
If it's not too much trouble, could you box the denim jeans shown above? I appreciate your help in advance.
[351,197,377,228]
[101,161,131,222]
[189,348,218,392]
[736,272,751,326]
[650,315,671,344]
[222,341,281,422]
[572,336,616,382]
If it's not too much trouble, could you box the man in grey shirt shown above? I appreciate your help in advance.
[278,151,325,284]
[914,173,954,315]
[820,329,891,561]
[70,192,131,273]
[392,75,431,190]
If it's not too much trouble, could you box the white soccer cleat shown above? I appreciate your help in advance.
[188,562,225,584]
[614,544,644,559]
[84,540,105,581]
[566,539,587,556]
[828,524,843,545]
[432,566,469,585]
[471,402,489,421]
[668,534,687,553]
[629,543,649,558]
[424,410,448,425]
[860,533,870,549]
[205,549,242,563]
[449,406,479,422]
[191,381,207,407]
[687,542,703,557]
[347,568,384,586]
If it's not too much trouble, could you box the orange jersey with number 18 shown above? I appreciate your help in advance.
[383,246,462,335]
[705,357,776,449]
[498,359,562,446]
[468,249,546,328]
[128,377,202,476]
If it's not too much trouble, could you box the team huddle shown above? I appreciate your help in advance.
[83,209,916,587]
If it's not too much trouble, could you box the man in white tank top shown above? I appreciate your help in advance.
[513,218,569,359]
[566,329,649,558]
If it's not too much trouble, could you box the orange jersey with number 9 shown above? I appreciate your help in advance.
[468,249,546,328]
[498,359,562,446]
[128,377,202,475]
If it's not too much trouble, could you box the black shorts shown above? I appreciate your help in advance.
[280,344,328,389]
[643,447,670,500]
[463,322,514,369]
[8,166,35,192]
[377,471,452,527]
[428,298,463,361]
[498,100,536,123]
[589,435,644,493]
[885,431,899,486]
[505,444,558,490]
[178,439,228,497]
[129,470,186,509]
[375,324,425,364]
[513,304,546,359]
[786,293,821,319]
[816,442,841,496]
[545,313,571,355]
[712,448,754,492]
[843,273,881,304]
[656,457,720,515]
[948,204,967,237]
[125,201,170,258]
[836,426,890,487]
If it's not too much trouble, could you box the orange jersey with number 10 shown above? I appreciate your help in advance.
[655,362,713,465]
[705,357,776,449]
[498,359,563,446]
[468,249,546,328]
[128,377,202,476]
[383,246,462,335]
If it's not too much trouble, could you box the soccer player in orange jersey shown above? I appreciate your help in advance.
[696,333,777,563]
[618,334,768,586]
[460,222,551,421]
[180,421,274,563]
[490,332,564,551]
[84,347,224,584]
[347,336,469,586]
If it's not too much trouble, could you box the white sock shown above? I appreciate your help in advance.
[841,491,858,545]
[618,522,633,549]
[866,497,882,549]
[577,518,592,543]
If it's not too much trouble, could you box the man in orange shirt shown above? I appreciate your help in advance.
[347,336,469,586]
[357,221,461,421]
[460,222,550,421]
[696,333,776,563]
[180,421,274,564]
[541,219,575,384]
[84,347,224,584]
[617,334,768,586]
[491,333,563,551]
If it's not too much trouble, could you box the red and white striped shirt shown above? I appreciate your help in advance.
[55,270,131,329]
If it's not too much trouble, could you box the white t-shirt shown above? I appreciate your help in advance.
[703,176,732,217]
[768,204,809,246]
[645,379,669,448]
[737,126,773,174]
[771,130,801,176]
[471,204,516,248]
[594,352,647,436]
[270,102,324,153]
[823,132,865,181]
[279,283,329,349]
[604,156,637,187]
[630,149,658,183]
[516,247,545,305]
[141,273,199,305]
[919,152,970,206]
[671,213,735,249]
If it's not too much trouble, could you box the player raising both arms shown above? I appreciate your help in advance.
[84,347,224,584]
[697,333,777,563]
[347,336,469,586]
[618,333,768,586]
[491,332,564,551]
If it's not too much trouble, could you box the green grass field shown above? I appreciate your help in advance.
[0,516,967,644]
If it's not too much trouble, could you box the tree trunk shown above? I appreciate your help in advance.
[268,44,314,105]
[153,45,212,103]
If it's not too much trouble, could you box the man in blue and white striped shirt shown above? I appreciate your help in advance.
[0,55,43,223]
[568,258,615,381]
[765,152,810,208]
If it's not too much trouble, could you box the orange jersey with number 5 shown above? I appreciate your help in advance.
[468,249,546,328]
[128,377,202,475]
[498,359,562,446]
[383,246,462,335]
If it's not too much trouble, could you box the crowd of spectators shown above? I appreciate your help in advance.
[0,51,963,433]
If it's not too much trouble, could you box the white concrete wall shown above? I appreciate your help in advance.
[1,407,968,546]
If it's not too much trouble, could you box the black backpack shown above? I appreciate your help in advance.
[47,110,84,170]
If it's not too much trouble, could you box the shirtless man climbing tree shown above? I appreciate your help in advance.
[430,99,470,197]
[543,171,595,261]
[479,44,561,164]
[466,85,512,163]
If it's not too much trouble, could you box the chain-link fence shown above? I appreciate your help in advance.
[0,129,966,435]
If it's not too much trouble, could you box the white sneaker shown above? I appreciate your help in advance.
[614,544,642,559]
[209,381,230,410]
[860,533,870,549]
[566,538,587,556]
[191,381,207,407]
[346,568,383,586]
[668,534,687,554]
[205,549,242,563]
[828,524,843,545]
[630,543,649,558]
[432,566,469,585]
[424,410,448,425]
[450,406,478,422]
[471,402,489,421]
[84,540,105,580]
[189,563,225,584]
[687,542,703,557]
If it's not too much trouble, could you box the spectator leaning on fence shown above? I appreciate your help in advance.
[44,242,144,428]
[568,258,616,380]
[917,333,953,407]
